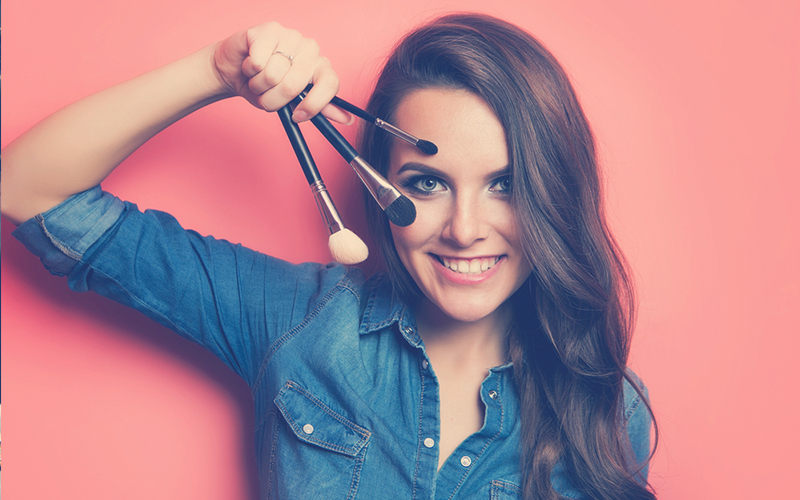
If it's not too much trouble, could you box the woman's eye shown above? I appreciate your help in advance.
[490,176,511,193]
[414,177,445,192]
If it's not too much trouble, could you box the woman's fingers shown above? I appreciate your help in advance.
[320,103,355,126]
[251,37,318,111]
[214,21,350,122]
[292,64,352,125]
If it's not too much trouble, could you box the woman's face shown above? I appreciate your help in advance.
[388,88,532,324]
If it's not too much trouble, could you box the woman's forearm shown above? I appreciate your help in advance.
[1,43,229,225]
[1,21,347,226]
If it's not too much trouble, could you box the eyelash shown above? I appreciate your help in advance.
[399,175,445,195]
[398,175,511,196]
[490,176,511,194]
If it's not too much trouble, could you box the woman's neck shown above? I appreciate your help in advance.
[414,300,512,370]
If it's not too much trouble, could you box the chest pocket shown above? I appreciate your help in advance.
[270,380,371,500]
[276,380,371,455]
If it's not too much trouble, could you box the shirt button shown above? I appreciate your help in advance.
[460,456,472,467]
[404,326,414,335]
[302,424,314,435]
[421,360,429,370]
[423,438,435,448]
[488,390,498,400]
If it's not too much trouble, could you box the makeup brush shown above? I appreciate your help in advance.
[277,104,368,265]
[301,85,437,155]
[329,96,438,155]
[294,93,417,227]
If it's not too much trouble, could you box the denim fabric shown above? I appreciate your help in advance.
[13,186,652,499]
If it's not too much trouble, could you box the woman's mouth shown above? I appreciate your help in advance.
[433,255,502,275]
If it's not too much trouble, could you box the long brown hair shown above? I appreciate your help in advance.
[359,13,656,500]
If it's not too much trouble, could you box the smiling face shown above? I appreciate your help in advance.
[388,88,532,325]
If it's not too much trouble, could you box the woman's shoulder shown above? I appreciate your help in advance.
[622,368,653,474]
[622,368,649,422]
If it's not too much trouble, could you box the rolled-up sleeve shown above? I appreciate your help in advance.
[12,186,125,277]
[12,186,350,387]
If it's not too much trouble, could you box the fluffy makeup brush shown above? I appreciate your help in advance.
[277,105,368,264]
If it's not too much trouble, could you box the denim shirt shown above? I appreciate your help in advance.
[13,186,651,499]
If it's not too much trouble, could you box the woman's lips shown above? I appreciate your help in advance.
[431,254,505,284]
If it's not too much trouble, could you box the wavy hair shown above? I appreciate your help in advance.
[358,13,656,500]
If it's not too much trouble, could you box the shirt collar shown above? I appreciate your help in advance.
[359,273,422,346]
[359,273,406,333]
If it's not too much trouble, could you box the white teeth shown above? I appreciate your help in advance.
[439,256,501,275]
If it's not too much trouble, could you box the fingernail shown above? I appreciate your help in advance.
[292,110,309,122]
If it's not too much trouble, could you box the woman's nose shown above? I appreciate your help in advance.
[441,196,489,247]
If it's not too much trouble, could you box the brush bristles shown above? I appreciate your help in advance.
[384,195,416,227]
[328,229,369,264]
[416,140,438,155]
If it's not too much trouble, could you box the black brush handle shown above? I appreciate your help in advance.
[294,94,360,163]
[277,104,321,185]
[300,83,377,123]
[330,96,377,123]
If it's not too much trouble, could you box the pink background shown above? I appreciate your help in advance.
[2,0,798,498]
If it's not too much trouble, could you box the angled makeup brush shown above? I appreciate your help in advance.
[294,92,416,227]
[301,84,437,155]
[277,104,368,264]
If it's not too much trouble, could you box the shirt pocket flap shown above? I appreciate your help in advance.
[490,480,522,499]
[275,381,371,457]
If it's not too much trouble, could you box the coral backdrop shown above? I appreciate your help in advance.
[2,0,798,498]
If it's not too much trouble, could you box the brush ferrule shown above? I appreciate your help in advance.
[349,156,402,210]
[310,180,345,235]
[375,118,419,146]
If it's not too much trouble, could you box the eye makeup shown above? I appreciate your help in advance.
[398,175,447,196]
[395,162,513,196]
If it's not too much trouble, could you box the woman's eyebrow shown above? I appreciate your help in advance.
[485,166,511,180]
[396,162,511,180]
[396,162,442,176]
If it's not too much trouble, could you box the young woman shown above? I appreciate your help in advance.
[2,13,655,500]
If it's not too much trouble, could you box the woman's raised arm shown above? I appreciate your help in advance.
[0,21,349,225]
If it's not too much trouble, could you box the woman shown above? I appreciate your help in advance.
[2,13,655,500]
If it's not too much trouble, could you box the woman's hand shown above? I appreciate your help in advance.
[212,21,352,124]
[1,20,351,225]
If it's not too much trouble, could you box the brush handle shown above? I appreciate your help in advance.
[330,96,377,124]
[300,84,377,124]
[299,85,434,155]
[277,104,346,235]
[277,104,321,185]
[296,92,366,162]
[292,94,408,215]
